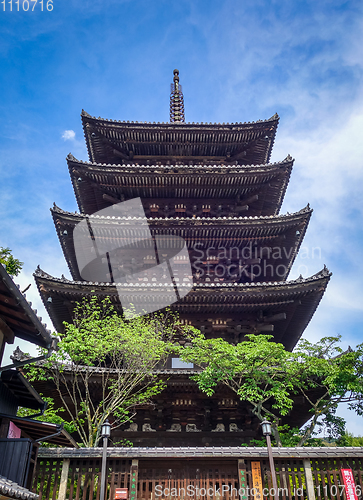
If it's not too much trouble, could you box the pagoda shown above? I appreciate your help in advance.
[35,70,330,446]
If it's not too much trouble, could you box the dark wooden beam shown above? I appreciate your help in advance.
[0,316,15,343]
[102,193,122,205]
[263,312,287,322]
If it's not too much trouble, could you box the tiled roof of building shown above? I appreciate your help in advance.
[67,154,293,217]
[34,266,331,349]
[81,110,279,166]
[51,203,311,282]
[0,264,53,349]
[0,475,39,500]
[38,445,363,460]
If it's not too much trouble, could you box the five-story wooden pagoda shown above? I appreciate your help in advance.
[35,70,330,446]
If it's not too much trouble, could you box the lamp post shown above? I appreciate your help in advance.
[261,420,279,500]
[99,420,111,500]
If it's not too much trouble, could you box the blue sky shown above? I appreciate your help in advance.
[1,0,363,434]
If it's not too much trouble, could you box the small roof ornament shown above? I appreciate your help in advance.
[170,69,185,123]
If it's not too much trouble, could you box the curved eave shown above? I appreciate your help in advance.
[67,154,293,217]
[34,267,330,349]
[81,110,279,166]
[51,205,312,282]
[0,264,53,348]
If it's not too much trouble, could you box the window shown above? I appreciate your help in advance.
[171,357,194,369]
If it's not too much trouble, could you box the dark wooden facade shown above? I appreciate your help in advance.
[35,73,330,446]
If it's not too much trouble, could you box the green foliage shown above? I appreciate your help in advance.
[179,333,363,447]
[112,438,134,447]
[241,425,325,447]
[0,246,23,276]
[17,396,77,436]
[337,431,363,447]
[26,297,197,447]
[292,336,363,445]
[179,333,301,444]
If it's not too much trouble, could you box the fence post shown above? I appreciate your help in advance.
[238,460,248,500]
[303,459,316,500]
[58,459,70,500]
[281,467,289,494]
[130,459,138,500]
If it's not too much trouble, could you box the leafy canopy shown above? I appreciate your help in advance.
[179,334,296,417]
[179,333,363,447]
[17,396,77,443]
[26,297,196,447]
[0,246,23,276]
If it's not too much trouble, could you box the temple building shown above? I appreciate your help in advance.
[0,264,77,500]
[35,70,330,446]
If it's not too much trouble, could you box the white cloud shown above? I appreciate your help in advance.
[274,107,363,350]
[62,130,76,141]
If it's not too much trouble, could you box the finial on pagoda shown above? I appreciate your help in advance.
[170,69,185,123]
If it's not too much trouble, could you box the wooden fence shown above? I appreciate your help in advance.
[32,458,130,500]
[310,457,363,500]
[32,450,363,500]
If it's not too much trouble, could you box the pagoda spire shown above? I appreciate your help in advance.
[170,69,185,123]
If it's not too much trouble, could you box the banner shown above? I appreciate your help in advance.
[7,421,21,438]
[341,469,358,500]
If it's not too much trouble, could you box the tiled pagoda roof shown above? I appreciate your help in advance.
[51,204,311,282]
[81,110,279,165]
[67,154,293,217]
[34,267,331,350]
[0,264,53,348]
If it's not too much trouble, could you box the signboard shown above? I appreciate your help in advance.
[341,469,358,500]
[129,460,138,500]
[251,461,263,500]
[238,460,248,500]
[115,488,128,499]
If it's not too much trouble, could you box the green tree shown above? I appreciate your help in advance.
[26,297,194,447]
[178,333,299,445]
[337,431,363,447]
[241,425,325,448]
[292,336,363,445]
[0,246,23,276]
[17,396,77,437]
[179,333,363,447]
